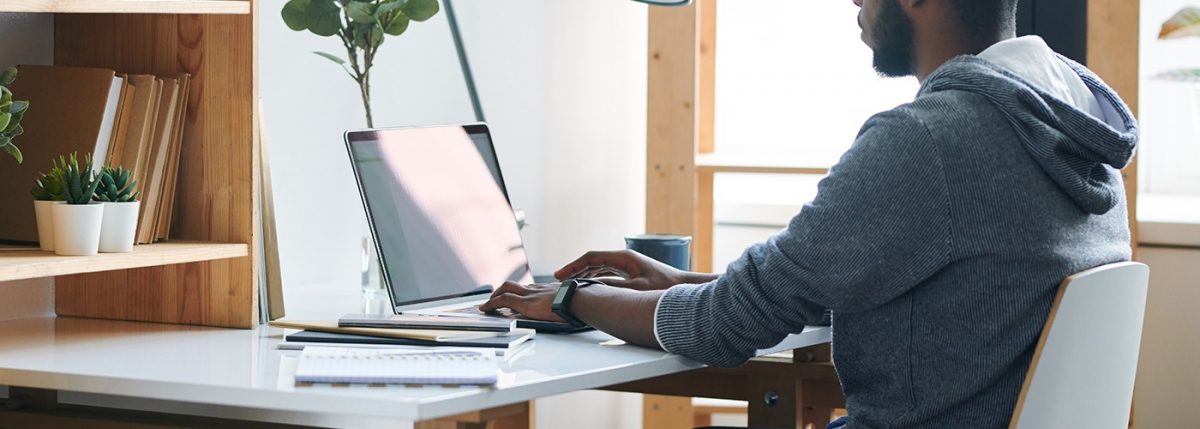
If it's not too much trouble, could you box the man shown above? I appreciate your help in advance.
[481,0,1139,427]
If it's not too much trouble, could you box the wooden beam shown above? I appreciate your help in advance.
[646,1,700,237]
[643,395,694,429]
[1087,0,1140,255]
[698,0,717,155]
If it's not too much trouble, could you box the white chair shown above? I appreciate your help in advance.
[1009,262,1150,429]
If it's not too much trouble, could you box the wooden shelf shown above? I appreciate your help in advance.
[0,241,248,282]
[696,153,832,175]
[0,0,250,15]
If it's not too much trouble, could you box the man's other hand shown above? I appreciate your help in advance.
[554,249,710,291]
[478,281,564,322]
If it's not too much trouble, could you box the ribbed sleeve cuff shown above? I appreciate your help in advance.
[653,283,708,356]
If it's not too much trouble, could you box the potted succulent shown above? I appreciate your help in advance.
[0,66,28,164]
[95,166,141,253]
[30,164,66,251]
[52,153,104,256]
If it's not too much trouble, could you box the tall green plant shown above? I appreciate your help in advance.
[58,153,101,205]
[0,67,29,164]
[281,0,441,128]
[1157,7,1200,81]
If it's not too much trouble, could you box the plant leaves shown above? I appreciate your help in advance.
[402,0,439,22]
[305,0,343,37]
[0,113,10,132]
[383,13,410,36]
[282,0,311,31]
[1153,68,1200,82]
[346,1,377,23]
[9,100,27,115]
[311,51,357,80]
[1,141,22,164]
[0,68,14,86]
[313,51,346,65]
[1161,7,1200,39]
[376,0,403,17]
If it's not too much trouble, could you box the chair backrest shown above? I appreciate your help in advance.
[1010,262,1150,429]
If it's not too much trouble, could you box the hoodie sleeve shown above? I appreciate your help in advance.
[654,108,953,367]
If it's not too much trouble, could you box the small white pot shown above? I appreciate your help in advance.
[33,200,63,252]
[52,203,105,256]
[99,201,140,253]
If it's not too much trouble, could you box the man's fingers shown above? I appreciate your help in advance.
[479,292,528,313]
[555,251,634,280]
[489,281,531,299]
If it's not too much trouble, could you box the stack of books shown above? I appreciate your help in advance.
[272,314,534,386]
[0,65,191,244]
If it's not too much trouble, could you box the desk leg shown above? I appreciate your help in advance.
[415,401,533,429]
[643,395,693,428]
[747,375,800,428]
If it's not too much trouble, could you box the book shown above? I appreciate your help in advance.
[294,347,499,385]
[0,66,123,243]
[269,319,525,342]
[339,313,516,332]
[154,74,189,241]
[105,79,136,168]
[284,329,534,353]
[136,80,174,244]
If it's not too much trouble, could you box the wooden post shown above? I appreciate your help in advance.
[1087,0,1140,256]
[646,0,700,241]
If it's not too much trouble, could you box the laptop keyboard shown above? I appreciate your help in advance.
[446,305,522,319]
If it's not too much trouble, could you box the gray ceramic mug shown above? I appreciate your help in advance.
[624,234,692,271]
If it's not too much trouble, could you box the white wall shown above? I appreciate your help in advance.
[0,13,56,323]
[260,1,648,427]
[261,0,646,315]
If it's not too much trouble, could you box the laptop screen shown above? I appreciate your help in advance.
[346,125,534,307]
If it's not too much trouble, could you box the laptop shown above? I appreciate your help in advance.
[344,124,590,333]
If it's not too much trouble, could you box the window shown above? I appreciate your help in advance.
[1139,0,1200,197]
[710,0,919,270]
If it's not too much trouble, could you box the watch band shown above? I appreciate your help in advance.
[552,279,602,327]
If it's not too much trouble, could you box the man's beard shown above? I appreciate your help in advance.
[871,0,916,77]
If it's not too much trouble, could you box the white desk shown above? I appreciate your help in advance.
[0,317,831,428]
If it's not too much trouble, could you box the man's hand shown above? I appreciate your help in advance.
[478,281,564,322]
[479,280,667,350]
[554,250,717,291]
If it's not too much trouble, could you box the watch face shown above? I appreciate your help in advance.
[554,284,571,302]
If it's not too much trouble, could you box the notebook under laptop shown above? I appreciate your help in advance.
[344,124,590,333]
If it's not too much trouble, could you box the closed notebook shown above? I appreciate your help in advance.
[0,66,122,243]
[285,330,533,351]
[294,347,498,385]
[269,319,524,342]
[339,313,515,332]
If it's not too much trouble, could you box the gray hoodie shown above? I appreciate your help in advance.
[653,52,1139,428]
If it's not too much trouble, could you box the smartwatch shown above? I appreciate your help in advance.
[551,279,603,327]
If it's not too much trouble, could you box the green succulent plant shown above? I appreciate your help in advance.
[95,166,140,203]
[30,165,66,201]
[57,153,102,205]
[281,0,441,128]
[1,67,29,164]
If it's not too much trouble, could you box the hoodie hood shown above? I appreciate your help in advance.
[918,55,1139,215]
